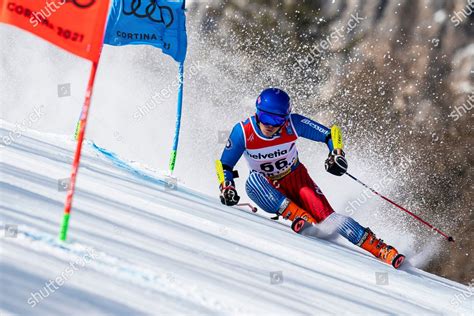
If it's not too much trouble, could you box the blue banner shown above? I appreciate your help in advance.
[104,0,187,62]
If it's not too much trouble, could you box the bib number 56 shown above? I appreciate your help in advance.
[260,159,288,172]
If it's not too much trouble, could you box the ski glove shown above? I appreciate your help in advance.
[219,180,240,206]
[325,149,348,176]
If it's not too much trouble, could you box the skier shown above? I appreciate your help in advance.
[217,88,405,268]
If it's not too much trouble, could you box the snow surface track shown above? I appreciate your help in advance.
[0,121,472,315]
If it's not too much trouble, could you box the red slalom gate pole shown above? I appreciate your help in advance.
[345,172,455,242]
[59,61,99,241]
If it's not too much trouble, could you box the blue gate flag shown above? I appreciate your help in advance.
[104,0,187,62]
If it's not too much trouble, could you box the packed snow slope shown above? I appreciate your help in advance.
[1,121,472,315]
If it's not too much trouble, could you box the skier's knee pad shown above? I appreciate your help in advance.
[320,213,366,244]
[246,172,286,213]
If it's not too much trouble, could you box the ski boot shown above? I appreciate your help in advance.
[279,200,316,224]
[291,217,314,234]
[358,228,405,269]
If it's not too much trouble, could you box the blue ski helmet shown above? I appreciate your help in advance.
[256,88,291,116]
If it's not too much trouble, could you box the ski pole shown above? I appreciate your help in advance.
[345,172,455,242]
[237,203,258,213]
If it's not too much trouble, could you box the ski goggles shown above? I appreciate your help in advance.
[256,109,289,127]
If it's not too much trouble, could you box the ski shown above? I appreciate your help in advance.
[291,217,407,269]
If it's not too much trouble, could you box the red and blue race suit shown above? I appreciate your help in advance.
[219,113,375,246]
[220,113,336,223]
